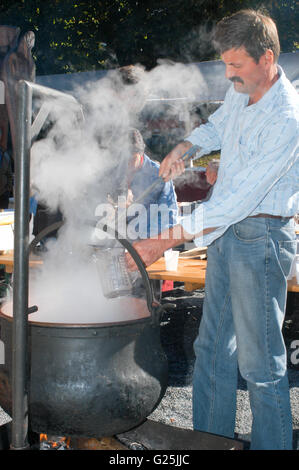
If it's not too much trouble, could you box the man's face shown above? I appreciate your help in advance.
[221,47,268,96]
[129,152,143,171]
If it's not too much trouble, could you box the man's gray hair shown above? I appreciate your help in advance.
[213,9,280,63]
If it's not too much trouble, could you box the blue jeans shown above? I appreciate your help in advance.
[192,216,296,450]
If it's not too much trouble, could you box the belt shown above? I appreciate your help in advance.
[249,213,293,220]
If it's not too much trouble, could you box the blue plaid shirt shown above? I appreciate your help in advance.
[181,66,299,247]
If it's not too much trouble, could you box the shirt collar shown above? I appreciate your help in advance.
[244,65,284,113]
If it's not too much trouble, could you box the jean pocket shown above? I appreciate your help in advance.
[233,218,266,242]
[277,240,297,277]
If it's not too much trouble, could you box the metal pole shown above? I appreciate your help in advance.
[11,80,32,450]
[8,79,82,449]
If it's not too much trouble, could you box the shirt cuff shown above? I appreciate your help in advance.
[180,204,204,243]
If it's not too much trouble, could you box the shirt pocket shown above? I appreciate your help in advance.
[277,240,297,278]
[238,137,257,163]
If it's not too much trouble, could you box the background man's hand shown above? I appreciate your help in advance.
[206,160,219,186]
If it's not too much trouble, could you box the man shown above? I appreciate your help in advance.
[126,9,298,450]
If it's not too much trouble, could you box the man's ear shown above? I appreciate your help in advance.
[260,49,275,67]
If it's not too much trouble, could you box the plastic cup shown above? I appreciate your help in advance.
[164,250,179,271]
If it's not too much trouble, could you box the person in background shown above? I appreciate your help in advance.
[0,148,13,209]
[0,147,13,299]
[110,64,149,129]
[126,9,298,449]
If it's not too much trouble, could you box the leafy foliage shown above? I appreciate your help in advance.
[0,0,297,75]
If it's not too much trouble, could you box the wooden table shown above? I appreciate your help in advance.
[0,251,43,273]
[0,251,298,293]
[146,256,299,293]
[147,257,207,292]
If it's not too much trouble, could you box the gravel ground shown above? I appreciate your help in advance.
[1,284,298,450]
[147,285,299,450]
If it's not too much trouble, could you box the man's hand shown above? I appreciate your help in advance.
[126,238,166,271]
[125,224,195,271]
[126,188,134,207]
[159,141,193,182]
[206,160,219,186]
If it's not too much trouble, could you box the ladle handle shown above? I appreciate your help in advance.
[29,221,64,252]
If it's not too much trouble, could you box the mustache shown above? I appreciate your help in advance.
[229,76,244,84]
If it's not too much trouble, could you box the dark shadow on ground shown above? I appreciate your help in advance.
[160,284,299,388]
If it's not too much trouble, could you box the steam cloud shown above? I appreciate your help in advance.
[10,61,208,323]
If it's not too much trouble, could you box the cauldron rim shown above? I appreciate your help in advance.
[0,310,152,329]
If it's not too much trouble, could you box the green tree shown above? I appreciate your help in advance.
[0,0,297,75]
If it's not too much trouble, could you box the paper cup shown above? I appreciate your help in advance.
[164,250,179,271]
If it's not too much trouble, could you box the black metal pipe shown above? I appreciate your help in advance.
[10,80,82,449]
[11,80,32,449]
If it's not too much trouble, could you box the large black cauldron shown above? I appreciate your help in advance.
[0,233,168,438]
[0,309,168,438]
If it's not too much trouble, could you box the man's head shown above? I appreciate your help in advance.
[110,64,149,114]
[214,9,280,64]
[118,65,146,85]
[214,10,280,100]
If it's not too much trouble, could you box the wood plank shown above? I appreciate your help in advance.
[146,257,207,284]
[70,436,128,450]
[179,246,207,259]
[146,257,298,294]
[184,282,205,291]
[0,251,298,294]
[288,277,299,293]
[0,251,43,273]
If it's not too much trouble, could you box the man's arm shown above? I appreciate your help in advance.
[127,96,231,267]
[126,223,216,270]
[159,99,227,182]
[126,224,190,270]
